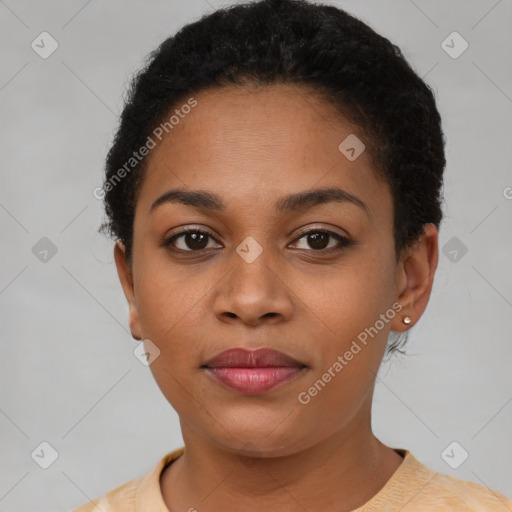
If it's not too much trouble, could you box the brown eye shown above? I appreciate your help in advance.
[163,227,353,255]
[306,232,329,250]
[164,229,220,252]
[292,230,353,252]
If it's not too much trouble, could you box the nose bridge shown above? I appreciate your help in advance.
[232,234,279,300]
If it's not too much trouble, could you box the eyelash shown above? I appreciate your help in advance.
[162,227,354,254]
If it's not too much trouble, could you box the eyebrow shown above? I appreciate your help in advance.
[149,186,370,217]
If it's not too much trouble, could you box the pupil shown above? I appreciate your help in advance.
[309,233,327,250]
[187,232,207,249]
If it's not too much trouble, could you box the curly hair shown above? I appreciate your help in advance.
[99,0,446,355]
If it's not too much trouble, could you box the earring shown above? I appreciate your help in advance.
[403,316,412,325]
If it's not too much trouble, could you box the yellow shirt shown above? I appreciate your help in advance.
[73,446,512,511]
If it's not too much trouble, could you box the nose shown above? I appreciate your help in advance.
[212,242,294,327]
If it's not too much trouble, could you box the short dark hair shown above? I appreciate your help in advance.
[99,0,446,354]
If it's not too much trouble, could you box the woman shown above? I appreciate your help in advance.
[74,0,512,510]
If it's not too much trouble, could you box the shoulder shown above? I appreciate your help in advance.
[72,478,138,512]
[360,450,512,512]
[72,447,185,512]
[418,469,512,511]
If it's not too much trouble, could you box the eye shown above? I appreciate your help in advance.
[290,229,353,252]
[163,228,221,252]
[163,226,354,254]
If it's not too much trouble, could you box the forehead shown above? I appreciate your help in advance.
[135,84,391,221]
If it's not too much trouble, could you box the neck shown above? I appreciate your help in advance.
[161,413,404,512]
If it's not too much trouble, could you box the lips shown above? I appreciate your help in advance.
[203,348,305,368]
[202,348,307,394]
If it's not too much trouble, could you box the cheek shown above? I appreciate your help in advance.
[295,280,392,423]
[133,263,206,367]
[304,254,395,336]
[297,251,395,391]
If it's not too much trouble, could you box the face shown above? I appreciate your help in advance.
[115,84,437,458]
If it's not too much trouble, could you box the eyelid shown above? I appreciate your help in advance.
[293,223,349,239]
[164,224,217,239]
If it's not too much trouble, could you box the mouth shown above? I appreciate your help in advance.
[201,347,308,395]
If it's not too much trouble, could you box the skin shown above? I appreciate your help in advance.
[114,84,439,512]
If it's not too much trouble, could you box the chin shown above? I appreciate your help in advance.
[199,413,316,459]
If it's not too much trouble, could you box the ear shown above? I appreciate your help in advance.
[114,240,142,341]
[391,223,439,332]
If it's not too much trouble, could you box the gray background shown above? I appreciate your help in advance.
[1,0,511,510]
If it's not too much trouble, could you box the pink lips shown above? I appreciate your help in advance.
[202,348,307,394]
